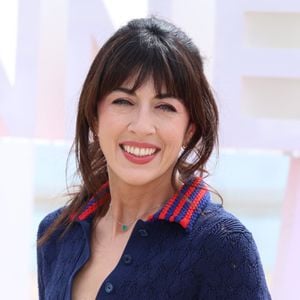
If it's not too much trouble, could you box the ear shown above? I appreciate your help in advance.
[91,118,99,137]
[183,123,196,147]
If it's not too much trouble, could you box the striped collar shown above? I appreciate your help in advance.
[74,177,210,233]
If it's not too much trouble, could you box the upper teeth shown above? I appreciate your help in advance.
[123,145,156,156]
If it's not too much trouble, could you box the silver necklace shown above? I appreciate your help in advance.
[108,203,162,232]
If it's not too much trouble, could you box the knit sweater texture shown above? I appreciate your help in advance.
[37,177,272,299]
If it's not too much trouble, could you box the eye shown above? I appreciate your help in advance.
[112,98,133,106]
[156,104,177,112]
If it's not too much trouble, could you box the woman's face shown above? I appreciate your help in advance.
[97,77,194,187]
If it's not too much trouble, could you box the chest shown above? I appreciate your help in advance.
[72,230,132,300]
[44,221,201,300]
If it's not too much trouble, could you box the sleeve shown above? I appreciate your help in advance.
[197,218,272,299]
[36,208,63,300]
[37,221,46,300]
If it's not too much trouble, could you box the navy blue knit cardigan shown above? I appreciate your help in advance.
[37,177,272,299]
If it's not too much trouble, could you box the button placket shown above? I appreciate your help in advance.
[104,281,114,294]
[123,254,132,265]
[138,228,149,237]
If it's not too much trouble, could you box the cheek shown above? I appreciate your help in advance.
[165,118,190,142]
[97,108,121,133]
[164,128,186,149]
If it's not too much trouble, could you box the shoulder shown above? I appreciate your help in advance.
[192,201,259,262]
[37,207,65,240]
[191,201,271,299]
[193,200,252,239]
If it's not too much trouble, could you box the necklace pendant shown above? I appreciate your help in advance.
[121,224,128,232]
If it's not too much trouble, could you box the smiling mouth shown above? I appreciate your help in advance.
[120,144,160,157]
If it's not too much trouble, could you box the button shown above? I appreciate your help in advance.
[123,254,132,264]
[138,228,148,237]
[104,282,114,294]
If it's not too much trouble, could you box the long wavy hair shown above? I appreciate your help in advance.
[38,17,219,245]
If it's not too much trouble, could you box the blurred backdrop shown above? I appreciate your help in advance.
[0,0,299,299]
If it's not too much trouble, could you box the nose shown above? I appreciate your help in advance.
[127,107,156,136]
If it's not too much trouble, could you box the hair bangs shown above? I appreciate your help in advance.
[99,37,182,99]
[131,43,193,104]
[130,47,179,98]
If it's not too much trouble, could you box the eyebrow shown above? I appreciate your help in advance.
[113,87,176,100]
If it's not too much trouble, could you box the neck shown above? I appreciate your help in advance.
[102,173,180,237]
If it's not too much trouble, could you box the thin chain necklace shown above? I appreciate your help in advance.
[108,202,163,232]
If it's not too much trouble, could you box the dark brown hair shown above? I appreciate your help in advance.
[38,17,219,245]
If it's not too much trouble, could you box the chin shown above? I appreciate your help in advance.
[120,174,159,187]
[112,168,169,188]
[107,162,175,188]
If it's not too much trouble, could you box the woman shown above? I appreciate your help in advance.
[37,17,271,299]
